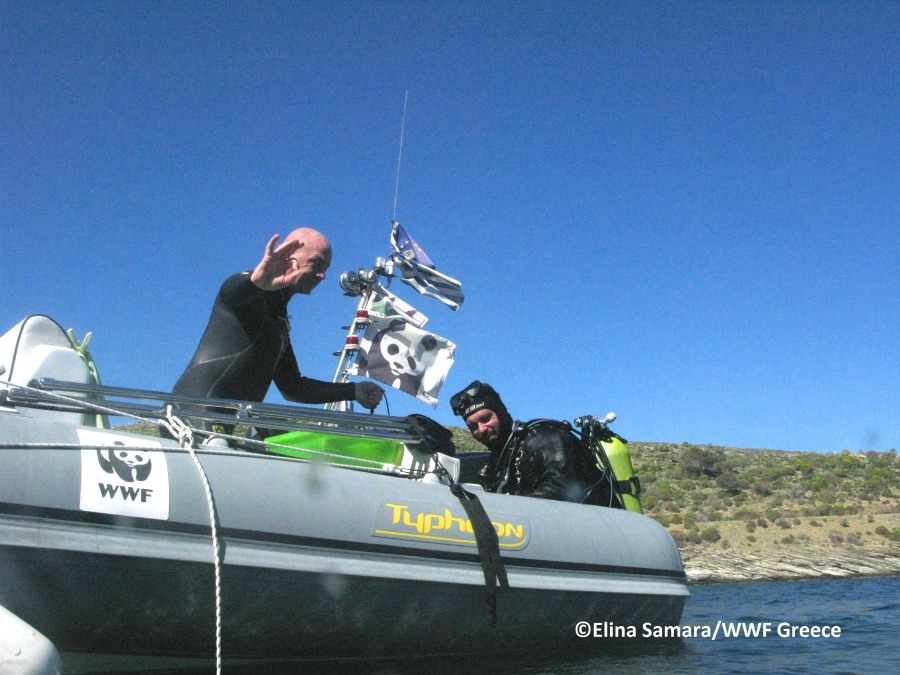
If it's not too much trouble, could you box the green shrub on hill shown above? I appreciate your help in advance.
[628,441,897,532]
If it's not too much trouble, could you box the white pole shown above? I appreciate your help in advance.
[325,288,374,412]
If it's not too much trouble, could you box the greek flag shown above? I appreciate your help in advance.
[389,222,465,311]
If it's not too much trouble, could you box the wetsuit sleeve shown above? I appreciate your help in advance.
[273,341,357,404]
[517,427,580,501]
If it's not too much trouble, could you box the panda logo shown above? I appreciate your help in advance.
[97,443,153,482]
[357,319,438,396]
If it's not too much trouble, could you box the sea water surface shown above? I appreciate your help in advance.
[306,576,899,675]
[64,576,898,674]
[590,575,899,675]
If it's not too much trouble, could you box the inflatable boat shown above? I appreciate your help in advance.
[0,316,688,669]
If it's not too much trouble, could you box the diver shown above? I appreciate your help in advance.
[450,381,622,507]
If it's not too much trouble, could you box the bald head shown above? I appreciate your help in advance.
[280,228,332,262]
[277,228,333,295]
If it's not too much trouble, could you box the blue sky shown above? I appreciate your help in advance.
[2,1,897,453]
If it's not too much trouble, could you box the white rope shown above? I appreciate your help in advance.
[161,408,223,675]
[3,380,223,674]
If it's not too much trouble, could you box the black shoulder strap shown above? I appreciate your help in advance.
[449,483,509,627]
[520,418,573,436]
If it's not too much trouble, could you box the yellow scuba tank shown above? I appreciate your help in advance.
[577,413,643,514]
[599,434,643,514]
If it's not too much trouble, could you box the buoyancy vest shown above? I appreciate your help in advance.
[492,418,642,512]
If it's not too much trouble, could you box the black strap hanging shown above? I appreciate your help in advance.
[449,483,509,627]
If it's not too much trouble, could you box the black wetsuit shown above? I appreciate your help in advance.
[173,272,355,405]
[479,422,622,507]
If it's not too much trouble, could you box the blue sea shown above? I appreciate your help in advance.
[322,576,899,675]
[580,575,900,675]
[63,576,898,674]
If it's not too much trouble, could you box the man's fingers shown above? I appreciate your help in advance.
[264,234,282,256]
[274,239,303,257]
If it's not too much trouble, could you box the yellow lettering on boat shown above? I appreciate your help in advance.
[407,510,424,530]
[385,503,406,524]
[373,501,529,550]
[504,523,524,539]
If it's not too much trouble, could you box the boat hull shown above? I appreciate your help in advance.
[1,541,685,659]
[0,409,688,661]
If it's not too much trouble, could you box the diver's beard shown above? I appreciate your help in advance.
[486,414,514,453]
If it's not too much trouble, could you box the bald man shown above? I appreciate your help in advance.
[172,229,384,426]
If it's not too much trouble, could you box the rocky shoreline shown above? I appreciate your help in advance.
[681,547,900,584]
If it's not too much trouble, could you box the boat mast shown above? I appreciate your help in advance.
[326,259,393,412]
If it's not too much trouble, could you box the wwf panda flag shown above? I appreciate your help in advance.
[350,316,456,407]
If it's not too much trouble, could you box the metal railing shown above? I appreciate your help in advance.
[1,378,422,445]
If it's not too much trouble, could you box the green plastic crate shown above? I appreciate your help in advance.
[266,429,405,468]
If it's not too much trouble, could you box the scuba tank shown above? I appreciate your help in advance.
[577,413,643,514]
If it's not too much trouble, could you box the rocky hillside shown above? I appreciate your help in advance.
[622,440,898,582]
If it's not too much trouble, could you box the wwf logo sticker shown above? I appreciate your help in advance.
[78,430,170,520]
